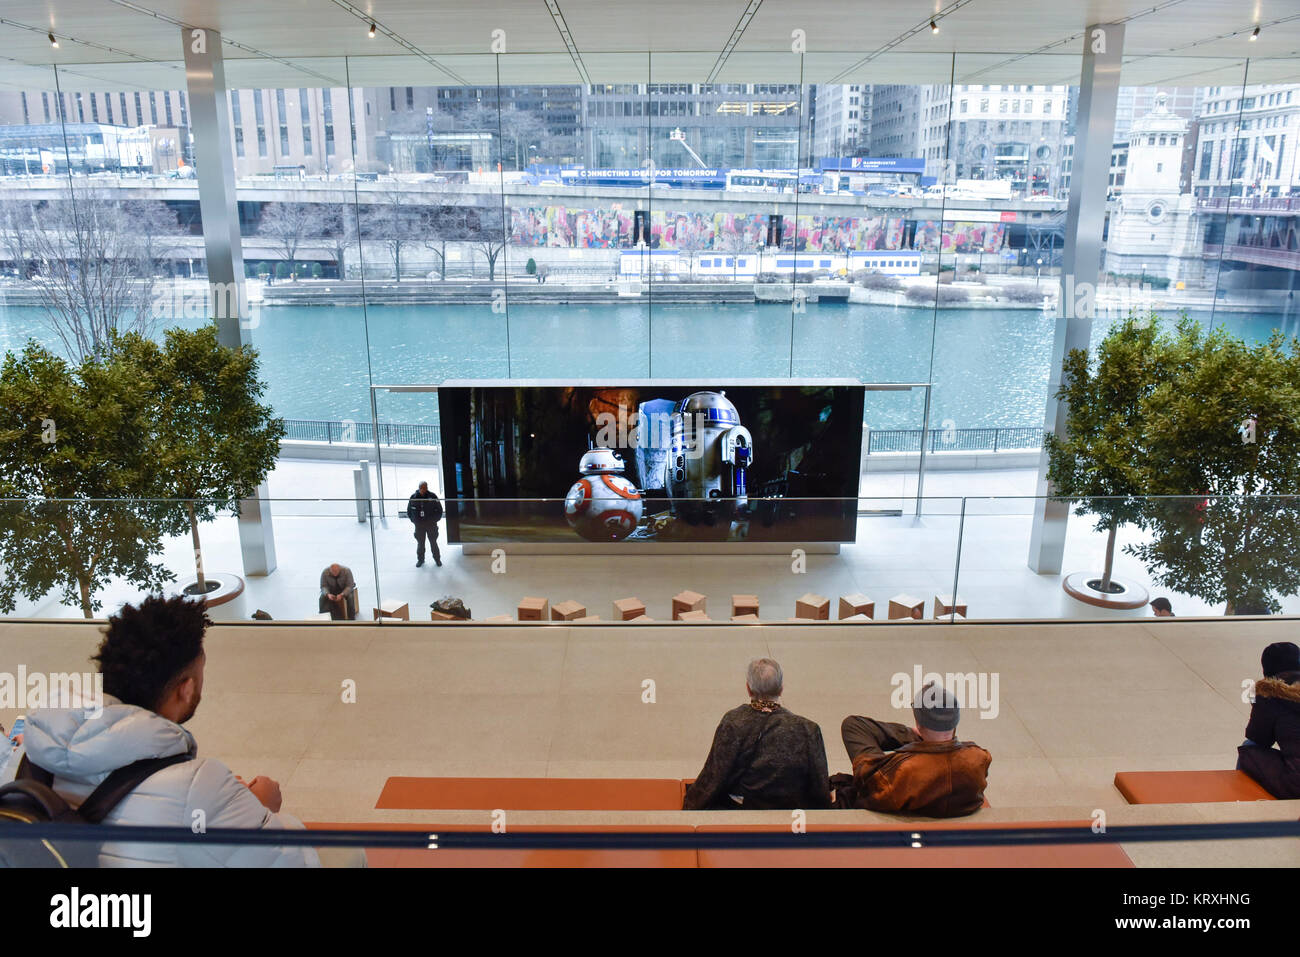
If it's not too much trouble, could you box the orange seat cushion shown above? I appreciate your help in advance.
[306,823,697,868]
[1113,770,1276,805]
[375,776,685,811]
[694,821,1133,868]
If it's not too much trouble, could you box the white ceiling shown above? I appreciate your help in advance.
[0,0,1295,91]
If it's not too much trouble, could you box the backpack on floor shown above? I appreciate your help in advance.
[0,753,189,867]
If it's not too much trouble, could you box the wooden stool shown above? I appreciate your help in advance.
[613,597,646,621]
[517,597,549,621]
[934,595,968,618]
[838,594,874,620]
[888,594,925,620]
[672,590,706,620]
[731,594,759,617]
[730,613,761,623]
[551,600,586,621]
[373,600,410,621]
[678,609,710,622]
[795,593,830,620]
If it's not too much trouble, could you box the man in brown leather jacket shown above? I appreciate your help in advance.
[840,681,991,817]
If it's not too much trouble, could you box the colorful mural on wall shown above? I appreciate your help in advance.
[509,206,1004,253]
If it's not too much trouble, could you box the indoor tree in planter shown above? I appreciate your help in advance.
[0,340,175,617]
[1131,325,1300,614]
[1045,313,1173,596]
[126,323,285,598]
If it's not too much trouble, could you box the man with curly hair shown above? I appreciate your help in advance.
[22,594,324,867]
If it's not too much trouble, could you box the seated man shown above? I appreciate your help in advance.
[1237,641,1300,798]
[683,658,831,810]
[22,595,321,867]
[319,562,357,620]
[840,681,991,817]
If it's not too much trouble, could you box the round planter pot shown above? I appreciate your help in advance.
[1061,571,1150,613]
[173,573,245,609]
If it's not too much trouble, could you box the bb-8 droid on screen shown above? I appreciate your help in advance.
[564,447,644,541]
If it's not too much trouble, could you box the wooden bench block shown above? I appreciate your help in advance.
[838,594,874,620]
[841,613,875,622]
[678,609,710,622]
[935,612,966,622]
[730,613,761,623]
[888,594,925,619]
[430,609,460,621]
[613,597,646,621]
[373,600,410,621]
[795,593,830,620]
[672,590,706,620]
[517,596,549,621]
[731,594,760,617]
[551,599,586,621]
[1113,770,1276,805]
[934,595,968,618]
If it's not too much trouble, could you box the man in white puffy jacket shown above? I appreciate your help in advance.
[24,594,321,867]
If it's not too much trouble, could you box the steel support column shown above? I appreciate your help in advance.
[182,27,277,576]
[1028,23,1124,574]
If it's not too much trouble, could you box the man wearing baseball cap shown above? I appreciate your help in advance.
[1237,642,1300,798]
[839,681,992,817]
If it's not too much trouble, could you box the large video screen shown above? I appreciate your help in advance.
[438,381,864,544]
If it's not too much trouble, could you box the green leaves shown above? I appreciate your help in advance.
[1048,312,1300,612]
[0,322,283,616]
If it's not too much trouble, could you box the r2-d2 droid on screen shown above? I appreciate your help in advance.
[565,447,643,541]
[665,391,754,524]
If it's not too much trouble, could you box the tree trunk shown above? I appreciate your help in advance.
[79,577,93,619]
[189,501,206,592]
[1100,522,1118,592]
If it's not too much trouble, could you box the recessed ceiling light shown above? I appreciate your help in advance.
[48,32,59,48]
[1250,25,1260,41]
[930,19,939,34]
[368,22,377,38]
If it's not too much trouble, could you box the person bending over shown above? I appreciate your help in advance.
[683,658,831,810]
[22,595,320,867]
[1238,641,1300,798]
[839,681,991,817]
[319,562,357,619]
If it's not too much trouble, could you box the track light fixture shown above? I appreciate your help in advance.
[930,19,939,34]
[1250,25,1260,41]
[48,32,58,48]
[368,22,377,38]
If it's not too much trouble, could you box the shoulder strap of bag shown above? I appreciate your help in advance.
[73,754,192,824]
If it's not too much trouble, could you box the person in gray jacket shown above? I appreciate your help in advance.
[24,595,321,867]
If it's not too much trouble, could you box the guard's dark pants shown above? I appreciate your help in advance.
[414,523,441,564]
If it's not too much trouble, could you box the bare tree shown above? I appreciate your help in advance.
[258,201,325,281]
[462,199,508,281]
[363,187,421,281]
[27,185,159,362]
[122,200,181,276]
[318,193,360,279]
[0,195,35,278]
